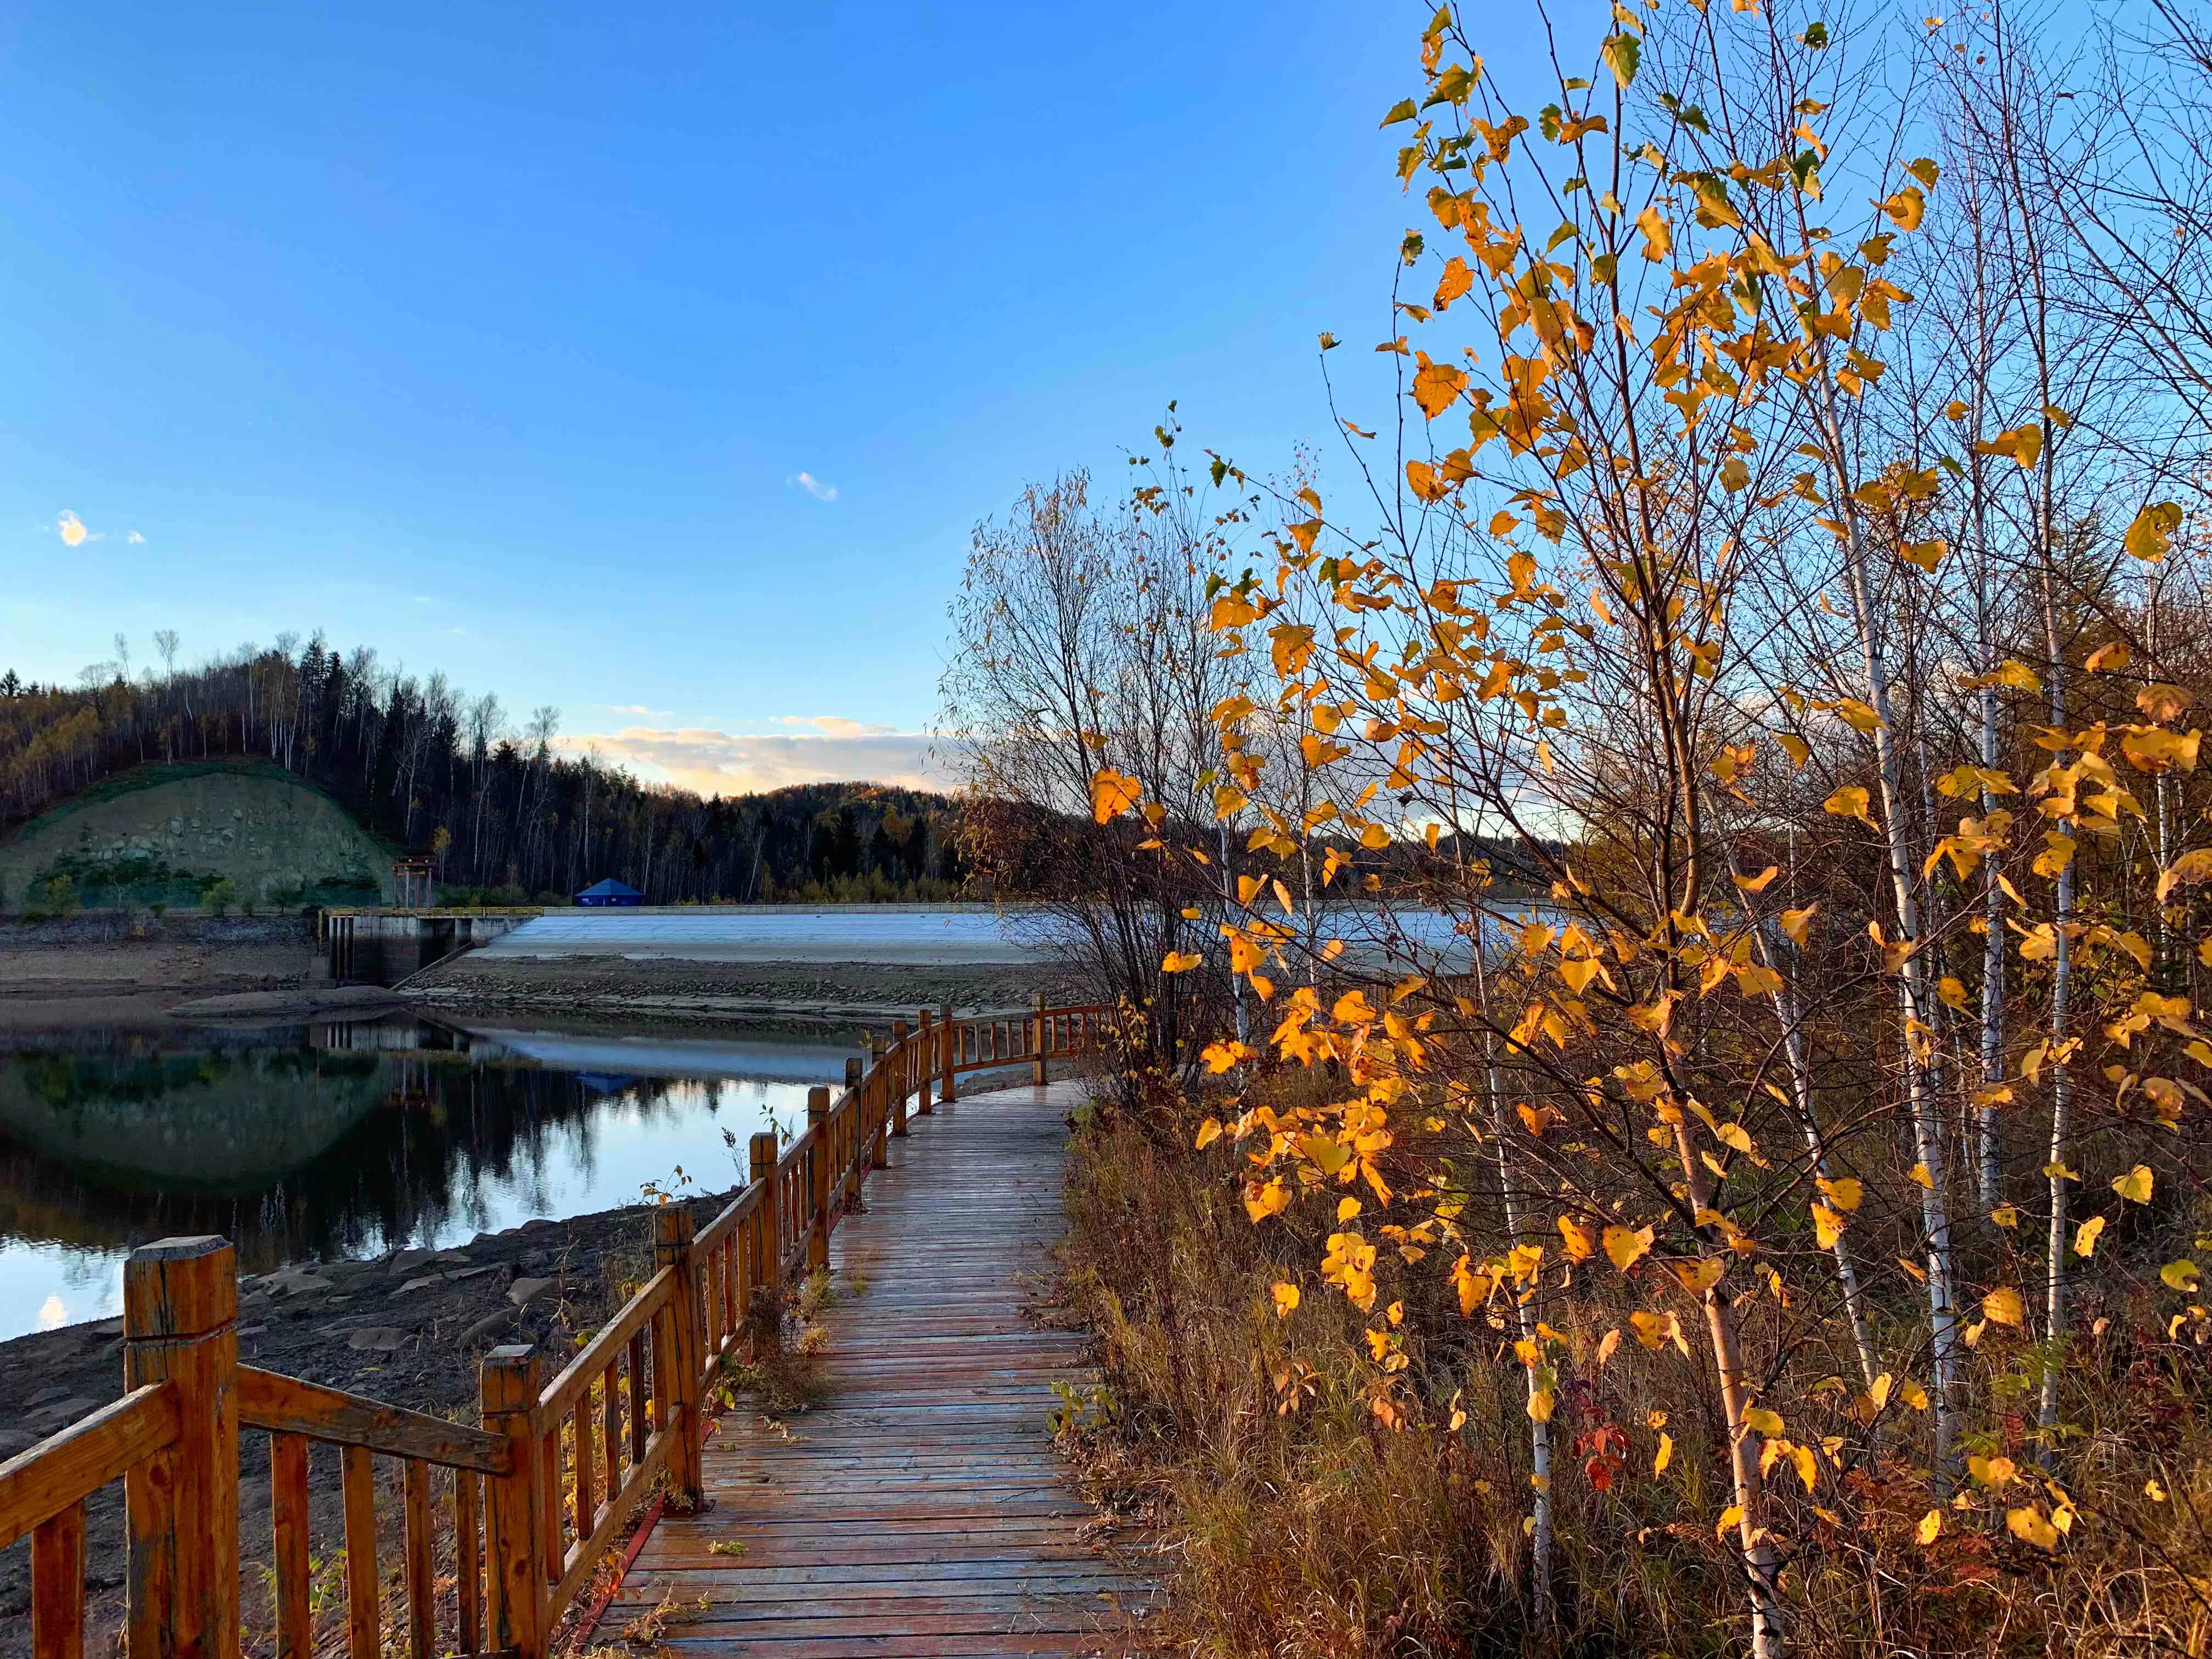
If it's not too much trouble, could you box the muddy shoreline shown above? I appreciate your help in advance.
[405,949,1090,1026]
[0,913,324,1028]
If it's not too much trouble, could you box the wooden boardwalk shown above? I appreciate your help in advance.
[610,1078,1155,1657]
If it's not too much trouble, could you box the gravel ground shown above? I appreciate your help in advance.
[407,951,1091,1024]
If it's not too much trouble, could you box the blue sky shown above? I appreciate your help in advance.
[0,3,1544,794]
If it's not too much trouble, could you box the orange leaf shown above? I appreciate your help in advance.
[1090,769,1142,823]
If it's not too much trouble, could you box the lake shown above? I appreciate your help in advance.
[0,1014,858,1343]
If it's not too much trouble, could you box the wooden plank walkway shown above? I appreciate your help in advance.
[610,1078,1155,1657]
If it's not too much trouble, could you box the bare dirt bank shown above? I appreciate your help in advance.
[0,914,321,1028]
[405,949,1091,1025]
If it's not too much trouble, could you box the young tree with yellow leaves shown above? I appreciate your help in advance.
[1059,3,2212,1654]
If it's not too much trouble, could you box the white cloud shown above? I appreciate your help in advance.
[126,531,145,545]
[787,471,838,502]
[774,715,894,738]
[557,723,943,797]
[602,703,674,716]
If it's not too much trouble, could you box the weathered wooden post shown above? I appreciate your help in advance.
[481,1345,545,1659]
[749,1131,781,1298]
[1031,991,1048,1086]
[33,1499,87,1659]
[123,1235,241,1659]
[890,1020,911,1137]
[806,1085,831,1271]
[940,1002,957,1103]
[843,1057,866,1201]
[654,1206,706,1508]
[866,1043,890,1166]
[916,1009,935,1115]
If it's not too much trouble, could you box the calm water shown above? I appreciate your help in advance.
[0,1015,856,1342]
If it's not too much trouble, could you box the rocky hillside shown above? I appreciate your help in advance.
[0,762,395,913]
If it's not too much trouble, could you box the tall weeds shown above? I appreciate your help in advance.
[1061,1090,2212,1658]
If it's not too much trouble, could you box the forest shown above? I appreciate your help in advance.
[0,641,964,905]
[935,2,2212,1655]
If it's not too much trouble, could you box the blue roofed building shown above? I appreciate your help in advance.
[575,878,644,907]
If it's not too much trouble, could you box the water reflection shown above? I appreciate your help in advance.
[0,1015,852,1342]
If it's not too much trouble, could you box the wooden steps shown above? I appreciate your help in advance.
[612,1080,1153,1657]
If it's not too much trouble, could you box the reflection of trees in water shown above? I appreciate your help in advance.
[0,1028,727,1273]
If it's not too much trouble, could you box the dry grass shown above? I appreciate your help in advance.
[1058,1089,2212,1658]
[1063,1108,1528,1656]
[710,1280,827,1416]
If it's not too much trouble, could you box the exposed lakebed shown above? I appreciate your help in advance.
[0,1013,856,1342]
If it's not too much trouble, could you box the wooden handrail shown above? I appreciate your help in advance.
[550,1420,679,1616]
[537,1264,673,1424]
[0,1384,179,1554]
[239,1366,511,1476]
[941,1002,1108,1077]
[692,1173,764,1259]
[0,1000,1104,1659]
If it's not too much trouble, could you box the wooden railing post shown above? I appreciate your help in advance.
[865,1046,890,1167]
[890,1020,911,1137]
[917,1009,935,1114]
[1031,991,1048,1086]
[806,1085,831,1271]
[940,1002,957,1103]
[654,1207,706,1508]
[481,1345,545,1659]
[32,1502,87,1659]
[843,1058,866,1202]
[123,1235,240,1659]
[749,1131,782,1299]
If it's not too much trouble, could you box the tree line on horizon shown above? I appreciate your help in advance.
[0,637,966,906]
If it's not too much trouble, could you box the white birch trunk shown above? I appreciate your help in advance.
[1833,505,1964,1474]
[1473,958,1552,1632]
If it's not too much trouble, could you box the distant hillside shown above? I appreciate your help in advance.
[0,642,967,905]
[0,762,394,913]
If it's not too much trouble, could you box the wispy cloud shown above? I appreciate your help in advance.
[787,471,838,503]
[774,715,893,738]
[557,720,940,797]
[126,531,145,545]
[601,703,673,716]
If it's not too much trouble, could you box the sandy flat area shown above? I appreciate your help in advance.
[0,934,323,1027]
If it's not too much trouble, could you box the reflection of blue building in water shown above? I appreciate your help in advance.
[575,878,644,907]
[570,1072,640,1096]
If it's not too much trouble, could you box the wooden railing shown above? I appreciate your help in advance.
[0,1000,1104,1658]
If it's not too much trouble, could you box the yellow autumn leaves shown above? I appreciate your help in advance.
[1553,1214,1652,1272]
